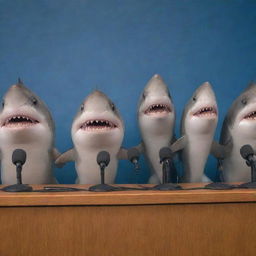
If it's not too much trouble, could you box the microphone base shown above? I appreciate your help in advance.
[89,184,117,192]
[2,184,33,192]
[153,183,182,191]
[239,182,256,189]
[204,182,234,190]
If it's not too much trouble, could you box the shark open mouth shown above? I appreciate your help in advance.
[145,104,171,115]
[244,111,256,120]
[80,119,117,130]
[193,107,217,117]
[3,115,39,128]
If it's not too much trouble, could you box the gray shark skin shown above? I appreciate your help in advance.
[214,83,256,182]
[55,90,126,184]
[180,82,218,182]
[0,80,60,184]
[137,74,176,184]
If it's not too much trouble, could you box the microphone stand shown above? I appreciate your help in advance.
[204,160,234,190]
[127,148,140,184]
[3,163,32,192]
[239,156,256,189]
[251,159,256,183]
[17,162,22,184]
[89,163,117,192]
[153,158,182,191]
[134,166,140,184]
[204,182,235,190]
[130,160,140,184]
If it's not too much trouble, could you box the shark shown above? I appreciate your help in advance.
[137,74,176,184]
[212,83,256,182]
[178,82,218,182]
[0,80,60,184]
[55,90,126,184]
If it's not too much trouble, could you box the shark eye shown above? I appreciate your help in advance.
[192,96,197,101]
[80,104,84,111]
[110,102,116,111]
[142,92,146,99]
[1,100,4,108]
[31,97,38,105]
[241,99,247,105]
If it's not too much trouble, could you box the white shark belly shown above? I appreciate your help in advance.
[74,147,119,184]
[1,145,54,184]
[222,138,256,182]
[182,135,213,182]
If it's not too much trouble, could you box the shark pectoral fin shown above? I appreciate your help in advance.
[211,142,226,179]
[210,141,224,159]
[52,148,61,161]
[170,135,187,153]
[118,143,144,160]
[117,148,128,160]
[134,143,144,154]
[55,149,75,167]
[171,134,177,144]
[210,141,232,159]
[53,148,64,168]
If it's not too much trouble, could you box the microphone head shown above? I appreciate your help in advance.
[127,148,140,162]
[97,151,110,167]
[159,147,172,162]
[12,149,27,166]
[240,144,254,160]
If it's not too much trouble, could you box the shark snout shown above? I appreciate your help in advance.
[198,82,214,95]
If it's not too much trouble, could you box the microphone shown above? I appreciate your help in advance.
[240,145,255,164]
[12,148,27,165]
[127,148,140,170]
[3,149,32,192]
[127,147,140,184]
[12,149,27,184]
[159,147,172,163]
[153,147,181,191]
[97,151,110,171]
[89,151,116,192]
[240,144,256,186]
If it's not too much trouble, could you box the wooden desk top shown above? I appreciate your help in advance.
[0,183,256,207]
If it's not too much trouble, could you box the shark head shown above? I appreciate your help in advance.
[225,82,256,139]
[72,90,124,148]
[138,74,175,136]
[0,80,54,144]
[181,82,218,135]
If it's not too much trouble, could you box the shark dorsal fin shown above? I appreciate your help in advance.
[247,81,256,89]
[17,77,24,85]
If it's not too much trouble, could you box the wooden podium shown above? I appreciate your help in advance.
[0,184,256,256]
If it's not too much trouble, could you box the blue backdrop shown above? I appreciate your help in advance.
[0,0,255,183]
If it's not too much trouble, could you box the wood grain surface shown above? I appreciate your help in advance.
[0,183,256,206]
[0,203,256,256]
[0,184,256,256]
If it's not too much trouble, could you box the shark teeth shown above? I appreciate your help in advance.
[80,119,117,130]
[145,104,171,114]
[244,111,256,120]
[3,115,39,127]
[194,107,217,116]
